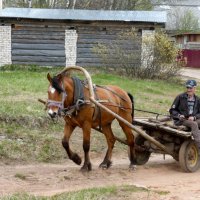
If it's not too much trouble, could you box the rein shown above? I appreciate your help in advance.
[100,102,132,111]
[96,85,128,102]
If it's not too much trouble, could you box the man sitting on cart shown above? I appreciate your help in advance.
[170,80,200,150]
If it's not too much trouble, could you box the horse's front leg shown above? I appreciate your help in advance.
[62,123,82,165]
[81,122,92,172]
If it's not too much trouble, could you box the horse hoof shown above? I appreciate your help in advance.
[99,163,107,169]
[71,153,82,165]
[129,164,137,171]
[99,161,112,169]
[80,163,92,172]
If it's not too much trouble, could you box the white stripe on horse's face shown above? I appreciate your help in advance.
[48,109,54,115]
[49,86,56,94]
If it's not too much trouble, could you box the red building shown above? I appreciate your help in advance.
[174,32,200,68]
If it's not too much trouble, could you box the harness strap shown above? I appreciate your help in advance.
[62,99,109,117]
[96,85,128,102]
[62,100,89,117]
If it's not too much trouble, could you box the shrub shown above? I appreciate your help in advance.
[93,29,182,80]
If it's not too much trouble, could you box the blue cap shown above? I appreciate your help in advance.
[185,80,197,88]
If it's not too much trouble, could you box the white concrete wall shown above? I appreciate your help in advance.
[65,30,77,66]
[0,0,2,9]
[141,30,155,68]
[0,26,12,66]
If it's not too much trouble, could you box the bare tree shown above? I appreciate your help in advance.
[179,9,199,32]
[3,0,153,10]
[112,0,118,9]
[168,7,199,31]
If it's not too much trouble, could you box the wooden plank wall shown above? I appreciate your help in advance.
[11,22,142,67]
[11,25,66,66]
[77,26,142,67]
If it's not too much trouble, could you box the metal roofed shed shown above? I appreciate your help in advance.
[0,8,166,67]
[0,8,166,23]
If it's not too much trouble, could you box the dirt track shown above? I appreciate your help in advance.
[181,68,200,80]
[0,153,200,199]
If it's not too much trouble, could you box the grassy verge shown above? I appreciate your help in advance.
[0,65,190,163]
[0,185,169,200]
[0,65,185,117]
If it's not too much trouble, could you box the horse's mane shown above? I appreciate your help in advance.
[52,75,64,93]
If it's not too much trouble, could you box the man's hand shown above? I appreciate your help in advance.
[179,115,185,119]
[188,116,195,121]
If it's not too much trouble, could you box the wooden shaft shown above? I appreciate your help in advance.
[90,97,175,158]
[38,98,46,105]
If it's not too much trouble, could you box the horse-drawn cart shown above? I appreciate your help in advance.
[133,118,200,173]
[40,66,200,173]
[79,64,200,173]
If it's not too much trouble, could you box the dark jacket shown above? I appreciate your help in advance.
[169,92,200,125]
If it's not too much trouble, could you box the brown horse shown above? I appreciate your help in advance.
[46,72,136,171]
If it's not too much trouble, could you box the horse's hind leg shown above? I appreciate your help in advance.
[62,123,82,165]
[118,121,136,170]
[99,124,116,169]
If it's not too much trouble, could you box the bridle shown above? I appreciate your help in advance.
[47,82,67,116]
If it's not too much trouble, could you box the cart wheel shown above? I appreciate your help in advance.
[128,135,151,165]
[179,140,200,172]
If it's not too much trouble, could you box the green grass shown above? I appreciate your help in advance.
[0,65,186,117]
[0,185,169,200]
[0,65,193,163]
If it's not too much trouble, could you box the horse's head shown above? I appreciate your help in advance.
[47,73,66,119]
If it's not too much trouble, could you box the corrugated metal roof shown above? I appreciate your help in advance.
[0,8,166,23]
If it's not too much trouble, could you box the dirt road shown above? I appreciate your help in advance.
[181,68,200,80]
[0,153,200,199]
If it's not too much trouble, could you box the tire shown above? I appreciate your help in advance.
[128,135,151,165]
[179,140,200,173]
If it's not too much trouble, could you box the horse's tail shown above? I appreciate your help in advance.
[127,92,134,123]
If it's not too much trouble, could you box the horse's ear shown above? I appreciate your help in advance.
[56,73,63,80]
[47,73,52,83]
